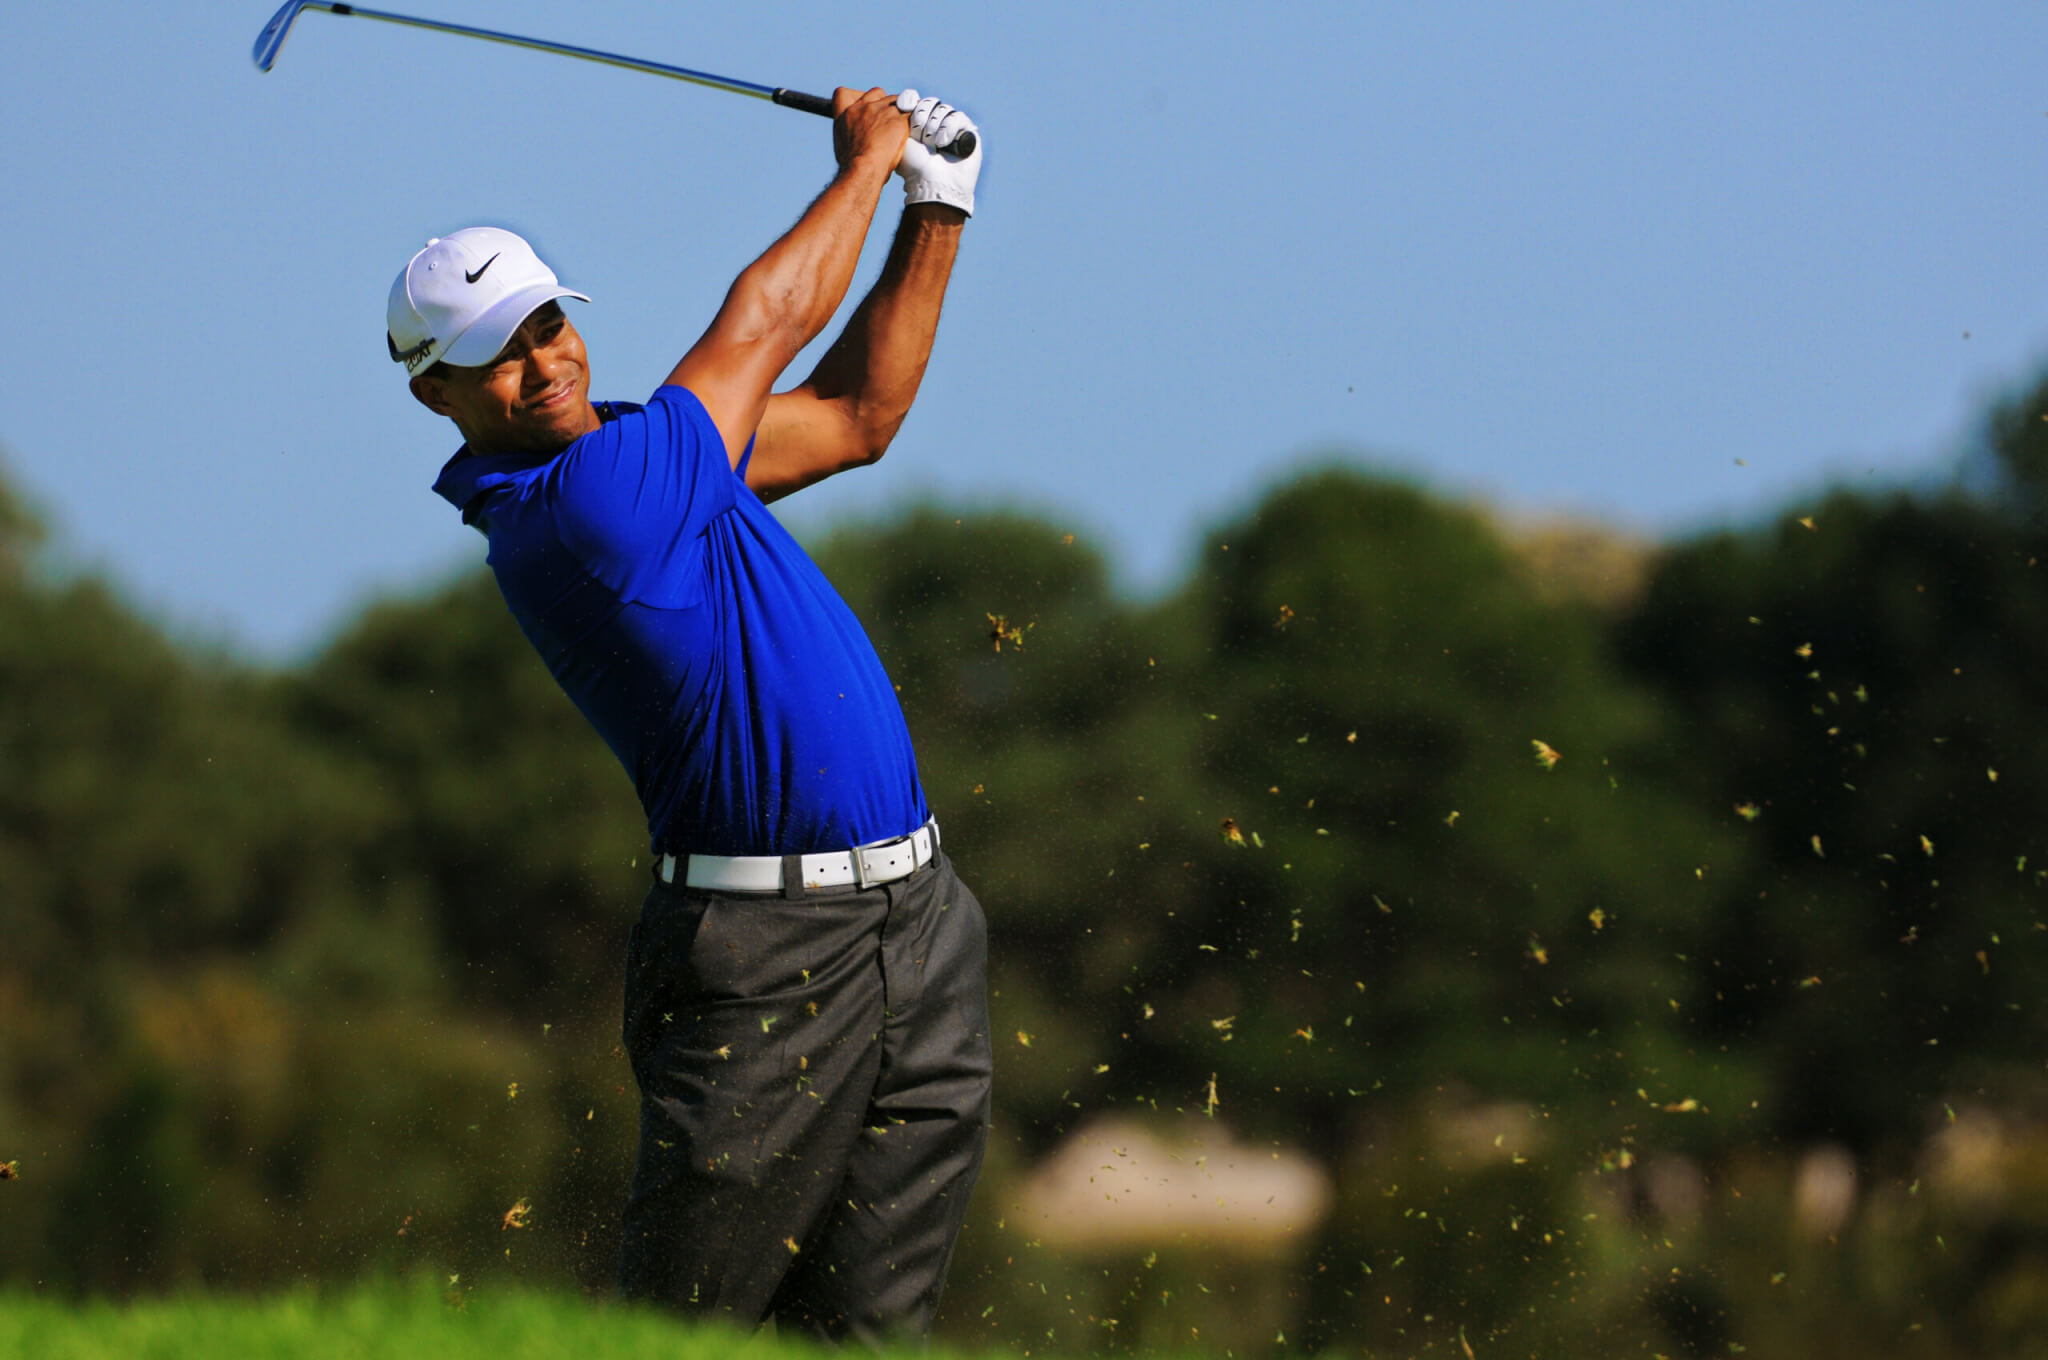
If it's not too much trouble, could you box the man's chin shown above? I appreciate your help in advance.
[517,404,596,454]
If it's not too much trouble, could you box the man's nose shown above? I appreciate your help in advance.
[523,347,560,392]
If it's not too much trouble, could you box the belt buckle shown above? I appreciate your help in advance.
[852,820,935,891]
[854,829,910,889]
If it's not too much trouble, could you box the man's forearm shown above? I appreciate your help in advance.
[799,203,965,453]
[721,153,897,362]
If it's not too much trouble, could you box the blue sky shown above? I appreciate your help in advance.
[4,2,2045,657]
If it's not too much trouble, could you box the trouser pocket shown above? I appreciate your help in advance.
[622,885,711,1081]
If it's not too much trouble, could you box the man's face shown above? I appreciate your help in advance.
[409,302,600,457]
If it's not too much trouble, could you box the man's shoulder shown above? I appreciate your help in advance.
[565,387,720,464]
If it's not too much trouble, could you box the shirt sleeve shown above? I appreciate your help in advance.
[549,386,738,607]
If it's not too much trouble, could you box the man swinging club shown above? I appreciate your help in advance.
[393,88,990,1342]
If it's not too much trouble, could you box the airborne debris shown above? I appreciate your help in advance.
[1016,1031,1034,1047]
[1531,740,1561,770]
[1811,835,1826,859]
[985,613,1033,652]
[1275,604,1295,629]
[1735,802,1761,821]
[1219,817,1247,847]
[502,1199,531,1231]
[0,1160,18,1181]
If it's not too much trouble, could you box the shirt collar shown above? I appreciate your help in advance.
[429,399,641,524]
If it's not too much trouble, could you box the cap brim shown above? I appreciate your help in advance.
[438,282,591,368]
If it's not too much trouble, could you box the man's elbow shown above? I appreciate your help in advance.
[853,420,904,468]
[835,438,887,472]
[836,404,905,469]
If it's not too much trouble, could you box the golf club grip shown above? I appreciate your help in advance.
[772,88,838,117]
[772,88,978,158]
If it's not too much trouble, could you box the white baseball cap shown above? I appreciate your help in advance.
[386,226,590,378]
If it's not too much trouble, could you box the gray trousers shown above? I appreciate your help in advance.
[618,850,992,1343]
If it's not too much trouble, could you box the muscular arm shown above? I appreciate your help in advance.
[666,88,907,466]
[746,204,965,503]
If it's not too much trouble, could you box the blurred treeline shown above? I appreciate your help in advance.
[5,375,2048,1359]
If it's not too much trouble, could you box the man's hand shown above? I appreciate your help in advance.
[893,91,981,218]
[832,86,910,172]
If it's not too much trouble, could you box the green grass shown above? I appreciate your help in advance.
[0,1279,973,1360]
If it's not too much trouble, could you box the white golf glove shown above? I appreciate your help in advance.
[894,89,981,217]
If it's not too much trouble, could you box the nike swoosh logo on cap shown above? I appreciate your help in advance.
[465,253,501,284]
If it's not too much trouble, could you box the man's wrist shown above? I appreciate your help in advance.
[904,202,968,228]
[840,147,901,183]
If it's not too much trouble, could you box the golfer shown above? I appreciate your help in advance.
[394,89,990,1342]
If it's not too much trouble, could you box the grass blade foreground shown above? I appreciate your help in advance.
[0,1280,926,1360]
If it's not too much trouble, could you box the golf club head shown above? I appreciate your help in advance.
[252,0,315,71]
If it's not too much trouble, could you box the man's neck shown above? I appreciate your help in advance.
[457,402,602,461]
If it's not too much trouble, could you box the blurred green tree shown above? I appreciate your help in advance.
[1616,490,2048,1153]
[279,574,645,1017]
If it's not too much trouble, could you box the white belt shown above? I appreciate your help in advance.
[659,819,939,893]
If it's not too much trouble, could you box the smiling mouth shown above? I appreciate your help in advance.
[527,384,575,411]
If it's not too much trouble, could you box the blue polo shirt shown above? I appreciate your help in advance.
[431,386,929,857]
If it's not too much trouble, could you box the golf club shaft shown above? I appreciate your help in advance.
[282,3,973,154]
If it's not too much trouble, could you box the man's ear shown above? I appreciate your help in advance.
[409,372,453,417]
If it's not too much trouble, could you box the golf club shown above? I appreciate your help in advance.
[251,1,976,157]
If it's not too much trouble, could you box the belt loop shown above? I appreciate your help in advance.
[781,854,806,900]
